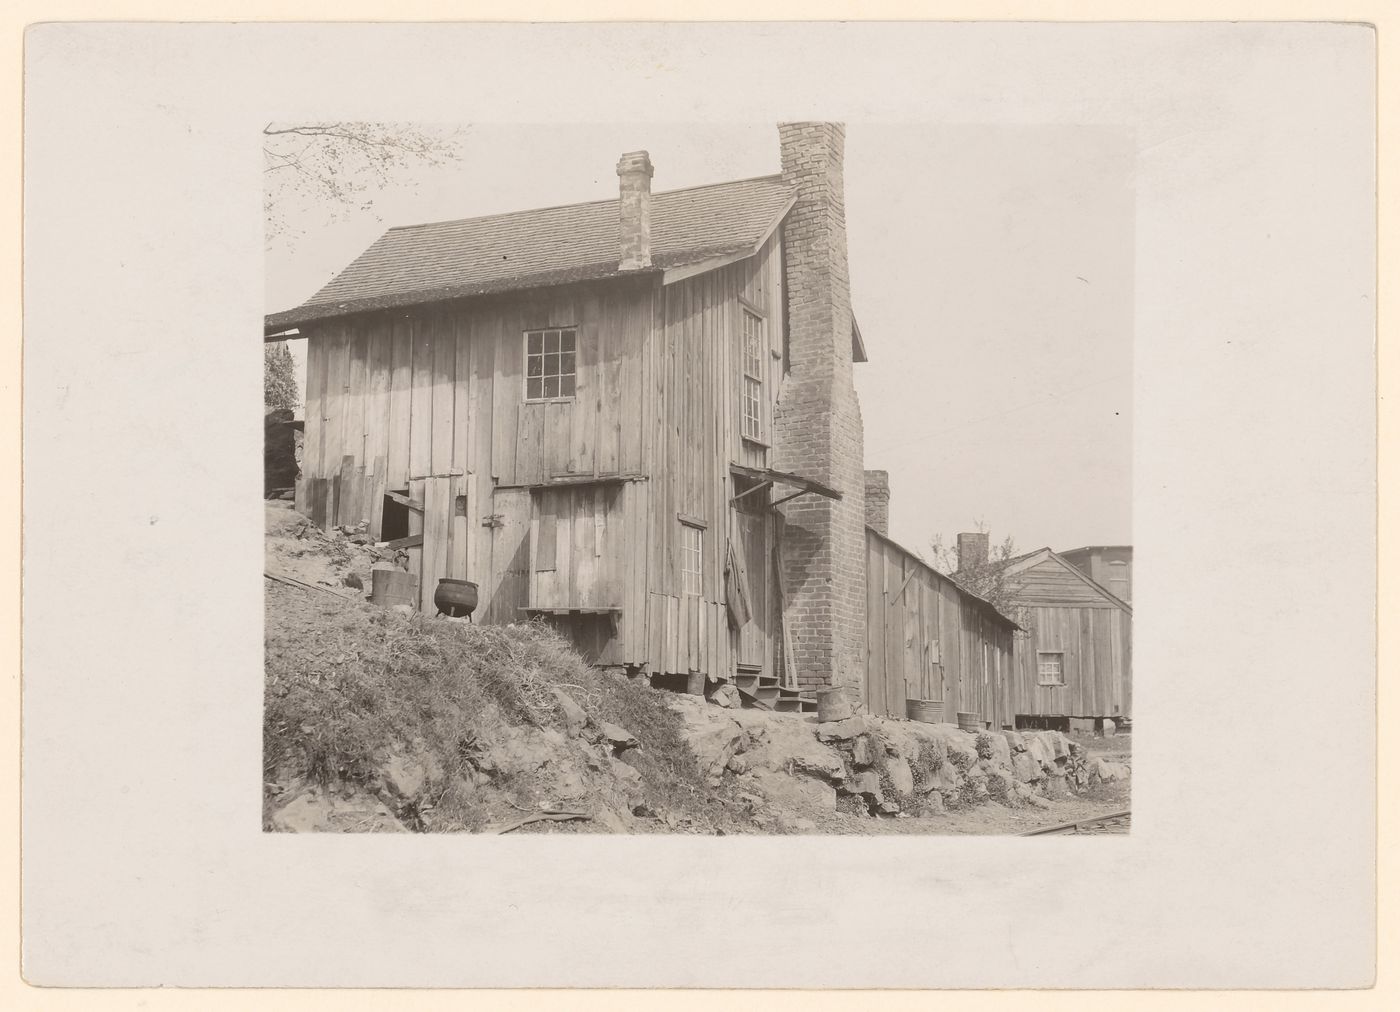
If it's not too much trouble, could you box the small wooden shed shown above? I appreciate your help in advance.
[997,548,1133,726]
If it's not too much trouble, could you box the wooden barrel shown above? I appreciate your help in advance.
[817,688,854,723]
[370,568,417,610]
[956,711,981,733]
[906,699,944,724]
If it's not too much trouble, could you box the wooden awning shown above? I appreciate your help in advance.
[730,464,843,508]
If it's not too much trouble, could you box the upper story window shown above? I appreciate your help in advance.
[525,327,577,400]
[741,309,764,441]
[1107,560,1130,602]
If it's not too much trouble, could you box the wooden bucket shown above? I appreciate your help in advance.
[370,568,417,610]
[956,711,981,733]
[906,699,944,724]
[817,688,854,723]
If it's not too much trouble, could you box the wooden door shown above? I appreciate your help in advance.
[482,487,531,624]
[732,507,771,674]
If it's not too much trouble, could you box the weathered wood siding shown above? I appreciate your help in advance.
[1003,559,1132,719]
[300,277,655,638]
[643,234,785,679]
[298,243,786,682]
[864,529,1015,728]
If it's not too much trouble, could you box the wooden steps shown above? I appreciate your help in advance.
[734,671,818,714]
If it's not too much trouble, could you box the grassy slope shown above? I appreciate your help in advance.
[263,580,743,833]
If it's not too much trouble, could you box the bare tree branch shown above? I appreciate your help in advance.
[263,121,466,248]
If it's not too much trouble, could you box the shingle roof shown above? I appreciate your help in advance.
[266,175,797,331]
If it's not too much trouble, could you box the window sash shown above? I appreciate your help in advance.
[525,327,578,400]
[742,376,762,440]
[740,310,764,441]
[1037,652,1065,684]
[681,524,703,596]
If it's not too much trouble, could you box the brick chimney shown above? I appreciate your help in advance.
[863,470,890,536]
[616,150,653,270]
[772,122,866,695]
[957,532,990,572]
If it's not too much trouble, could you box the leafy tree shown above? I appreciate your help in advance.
[264,340,299,411]
[928,521,1025,620]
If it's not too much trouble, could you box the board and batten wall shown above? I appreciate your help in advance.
[643,234,784,683]
[296,237,787,683]
[864,529,1015,728]
[298,275,654,655]
[1003,557,1132,720]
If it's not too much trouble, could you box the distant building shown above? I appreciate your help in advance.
[957,536,1132,731]
[1059,545,1132,605]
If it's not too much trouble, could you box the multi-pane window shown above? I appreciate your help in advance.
[741,309,764,440]
[1037,651,1065,686]
[525,327,577,400]
[680,522,703,597]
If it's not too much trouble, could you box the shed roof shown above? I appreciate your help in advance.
[866,527,1021,630]
[266,174,797,332]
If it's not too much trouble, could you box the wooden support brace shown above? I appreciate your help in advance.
[729,480,773,505]
[891,570,918,605]
[381,533,424,550]
[385,490,424,513]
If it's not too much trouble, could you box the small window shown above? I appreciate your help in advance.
[680,522,703,597]
[1037,652,1065,686]
[525,327,577,400]
[741,310,764,440]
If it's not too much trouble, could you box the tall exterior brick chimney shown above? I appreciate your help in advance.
[772,122,867,695]
[957,532,990,572]
[864,470,890,537]
[616,150,654,270]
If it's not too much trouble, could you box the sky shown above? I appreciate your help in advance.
[266,122,1133,557]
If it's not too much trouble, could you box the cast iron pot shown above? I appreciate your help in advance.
[434,578,478,620]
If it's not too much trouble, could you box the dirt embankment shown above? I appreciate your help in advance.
[263,502,1130,835]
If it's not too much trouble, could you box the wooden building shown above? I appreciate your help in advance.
[863,525,1018,728]
[992,547,1133,728]
[1059,545,1133,605]
[265,125,870,710]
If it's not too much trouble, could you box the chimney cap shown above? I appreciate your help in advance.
[616,150,654,177]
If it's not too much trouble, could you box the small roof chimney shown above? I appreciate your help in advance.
[957,532,990,573]
[616,150,654,271]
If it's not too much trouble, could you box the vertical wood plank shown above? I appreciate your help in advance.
[369,455,388,540]
[387,317,412,488]
[409,317,434,480]
[321,325,348,482]
[452,313,471,477]
[366,325,392,474]
[431,315,455,475]
[422,475,452,613]
[341,324,368,468]
[407,478,425,607]
[302,331,326,483]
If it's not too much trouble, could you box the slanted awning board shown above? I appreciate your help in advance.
[729,464,842,508]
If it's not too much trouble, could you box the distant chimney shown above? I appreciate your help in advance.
[616,150,654,270]
[957,532,990,572]
[863,470,890,536]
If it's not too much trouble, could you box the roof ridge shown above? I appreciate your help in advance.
[387,173,790,233]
